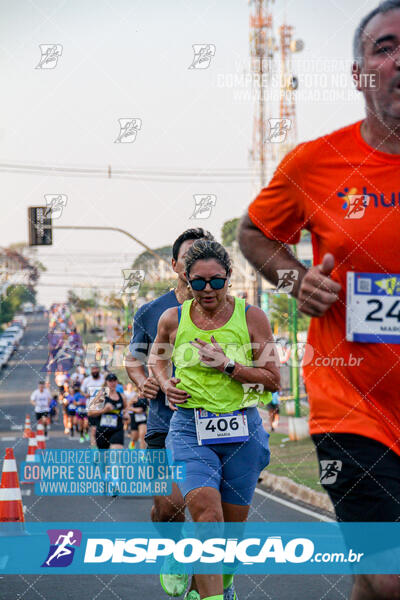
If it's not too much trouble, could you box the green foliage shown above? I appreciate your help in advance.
[0,285,35,328]
[132,246,172,269]
[221,218,240,247]
[67,289,96,310]
[139,280,175,300]
[268,294,310,334]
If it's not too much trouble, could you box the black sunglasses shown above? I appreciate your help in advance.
[188,277,227,291]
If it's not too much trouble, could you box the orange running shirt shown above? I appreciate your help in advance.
[249,120,400,455]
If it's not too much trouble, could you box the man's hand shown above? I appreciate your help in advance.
[163,377,190,411]
[297,253,341,317]
[140,376,159,399]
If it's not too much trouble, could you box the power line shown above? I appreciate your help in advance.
[0,161,261,182]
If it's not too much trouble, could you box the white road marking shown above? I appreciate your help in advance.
[254,487,334,522]
[21,489,31,496]
[1,437,16,441]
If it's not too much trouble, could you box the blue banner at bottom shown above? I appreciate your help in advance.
[0,522,399,574]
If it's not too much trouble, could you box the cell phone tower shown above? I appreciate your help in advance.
[248,0,277,190]
[248,0,277,306]
[278,23,304,161]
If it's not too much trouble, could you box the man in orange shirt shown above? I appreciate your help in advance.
[239,2,400,598]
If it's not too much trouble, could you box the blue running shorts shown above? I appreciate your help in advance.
[166,407,270,506]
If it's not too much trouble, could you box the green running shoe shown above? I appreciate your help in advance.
[160,555,188,597]
[160,571,189,597]
[183,590,200,600]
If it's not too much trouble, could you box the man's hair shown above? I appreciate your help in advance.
[185,239,232,276]
[353,0,400,65]
[172,228,214,261]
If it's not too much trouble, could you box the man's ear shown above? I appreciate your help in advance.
[352,61,362,91]
[171,258,177,273]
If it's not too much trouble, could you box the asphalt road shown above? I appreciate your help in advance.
[0,314,353,600]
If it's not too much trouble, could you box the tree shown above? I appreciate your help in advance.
[268,294,310,334]
[132,245,172,269]
[0,285,36,328]
[67,290,96,311]
[221,218,240,247]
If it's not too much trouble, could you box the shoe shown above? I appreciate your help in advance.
[184,591,200,600]
[64,428,69,434]
[84,433,90,441]
[224,583,238,600]
[160,555,189,597]
[128,441,135,450]
[79,436,84,444]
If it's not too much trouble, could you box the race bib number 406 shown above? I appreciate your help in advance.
[195,409,249,446]
[346,272,400,344]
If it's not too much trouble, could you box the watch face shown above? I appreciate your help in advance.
[225,361,235,374]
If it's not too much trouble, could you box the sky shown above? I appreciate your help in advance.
[0,0,380,305]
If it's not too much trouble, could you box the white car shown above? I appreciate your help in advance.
[0,340,14,359]
[0,333,19,350]
[13,315,27,328]
[5,327,23,343]
[0,348,8,368]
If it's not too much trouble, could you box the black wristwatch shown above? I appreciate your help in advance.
[223,359,236,375]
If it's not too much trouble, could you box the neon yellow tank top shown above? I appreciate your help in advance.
[172,296,272,413]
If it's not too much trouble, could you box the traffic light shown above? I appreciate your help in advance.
[28,206,52,246]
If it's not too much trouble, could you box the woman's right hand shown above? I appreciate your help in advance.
[163,377,190,411]
[102,402,114,414]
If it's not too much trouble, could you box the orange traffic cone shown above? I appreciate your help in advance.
[0,448,24,523]
[25,431,38,463]
[36,424,46,450]
[23,415,32,439]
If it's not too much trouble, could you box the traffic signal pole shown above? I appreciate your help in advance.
[52,225,169,265]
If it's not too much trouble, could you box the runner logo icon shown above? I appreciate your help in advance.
[41,529,82,567]
[319,460,342,485]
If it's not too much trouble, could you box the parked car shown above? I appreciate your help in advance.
[0,332,20,349]
[13,315,27,329]
[5,327,23,343]
[0,339,15,358]
[0,348,8,368]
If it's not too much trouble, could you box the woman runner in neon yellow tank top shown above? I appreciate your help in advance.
[150,240,280,600]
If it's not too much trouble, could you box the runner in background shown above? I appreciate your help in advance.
[239,3,400,598]
[268,391,280,432]
[49,394,58,425]
[63,383,76,439]
[82,364,105,447]
[30,381,52,437]
[128,391,148,449]
[73,383,89,443]
[88,373,129,450]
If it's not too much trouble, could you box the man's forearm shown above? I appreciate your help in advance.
[238,214,307,297]
[125,361,147,388]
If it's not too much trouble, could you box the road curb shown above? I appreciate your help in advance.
[259,471,335,515]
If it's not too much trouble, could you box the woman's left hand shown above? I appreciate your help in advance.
[190,336,228,371]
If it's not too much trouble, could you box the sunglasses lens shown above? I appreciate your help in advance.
[190,279,206,291]
[210,278,226,290]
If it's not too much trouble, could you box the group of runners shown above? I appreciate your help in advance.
[31,304,148,450]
